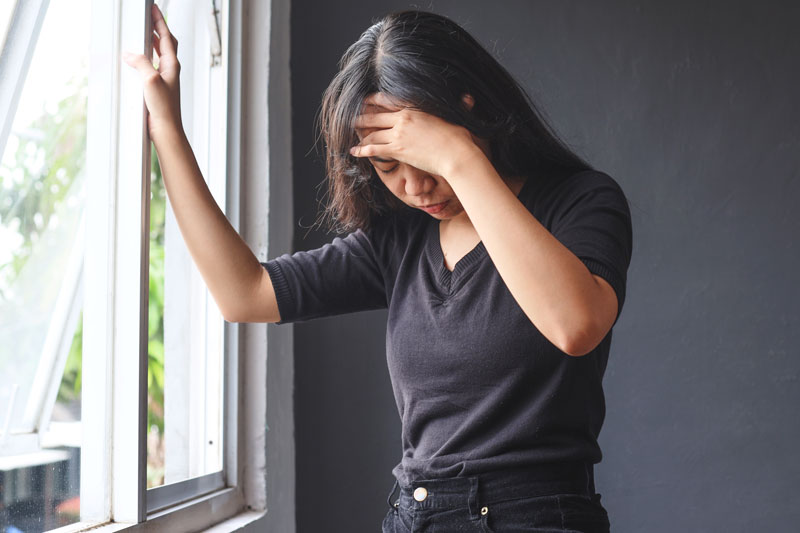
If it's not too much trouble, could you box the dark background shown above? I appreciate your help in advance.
[285,1,800,531]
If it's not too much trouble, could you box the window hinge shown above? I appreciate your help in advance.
[208,0,222,67]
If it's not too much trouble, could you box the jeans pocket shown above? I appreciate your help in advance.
[480,492,609,532]
[385,505,414,533]
[478,511,497,533]
[382,507,412,533]
[557,493,610,533]
[382,508,393,533]
[480,493,560,532]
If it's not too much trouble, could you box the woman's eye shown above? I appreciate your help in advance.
[379,166,399,174]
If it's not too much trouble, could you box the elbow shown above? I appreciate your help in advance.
[557,318,604,357]
[221,305,280,324]
[561,340,595,357]
[221,309,243,323]
[220,303,253,323]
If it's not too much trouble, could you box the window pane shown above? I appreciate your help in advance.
[147,147,166,488]
[0,0,16,50]
[146,0,224,490]
[146,142,225,491]
[0,0,88,530]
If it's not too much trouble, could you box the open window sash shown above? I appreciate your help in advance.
[0,0,85,458]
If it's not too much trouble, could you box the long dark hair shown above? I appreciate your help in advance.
[316,10,594,234]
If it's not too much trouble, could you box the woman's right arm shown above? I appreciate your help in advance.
[152,128,281,324]
[123,4,279,323]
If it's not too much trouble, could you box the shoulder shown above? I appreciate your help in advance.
[543,169,626,199]
[533,169,629,213]
[523,169,632,238]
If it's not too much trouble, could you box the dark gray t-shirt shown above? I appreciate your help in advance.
[263,169,633,487]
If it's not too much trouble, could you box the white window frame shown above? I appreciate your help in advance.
[2,0,294,530]
[77,0,247,529]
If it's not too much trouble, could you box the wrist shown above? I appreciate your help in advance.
[151,120,187,147]
[443,140,490,181]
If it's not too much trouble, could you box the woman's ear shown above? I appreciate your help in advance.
[461,93,475,111]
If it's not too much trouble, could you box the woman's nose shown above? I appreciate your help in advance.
[403,168,434,196]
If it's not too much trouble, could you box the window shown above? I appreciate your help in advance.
[0,0,274,530]
[145,0,227,499]
[1,0,88,529]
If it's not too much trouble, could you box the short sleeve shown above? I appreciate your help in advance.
[547,171,633,325]
[261,227,388,324]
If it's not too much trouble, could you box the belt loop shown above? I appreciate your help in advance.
[468,476,480,519]
[386,479,400,510]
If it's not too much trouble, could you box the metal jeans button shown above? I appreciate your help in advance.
[413,487,428,502]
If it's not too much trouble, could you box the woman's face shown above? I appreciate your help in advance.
[354,98,485,221]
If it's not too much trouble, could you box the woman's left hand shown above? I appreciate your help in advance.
[350,92,483,179]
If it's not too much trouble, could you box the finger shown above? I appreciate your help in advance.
[122,51,159,78]
[350,136,395,159]
[151,3,177,55]
[363,92,405,111]
[363,103,394,114]
[353,112,397,129]
[151,6,180,76]
[153,32,161,59]
[355,125,387,141]
[357,128,393,147]
[349,144,380,158]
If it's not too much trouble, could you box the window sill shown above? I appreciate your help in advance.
[46,487,263,533]
[198,510,267,532]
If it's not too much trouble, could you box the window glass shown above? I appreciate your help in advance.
[146,0,224,489]
[0,0,89,530]
[0,0,16,50]
[147,146,167,488]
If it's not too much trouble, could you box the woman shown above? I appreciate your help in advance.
[125,6,632,532]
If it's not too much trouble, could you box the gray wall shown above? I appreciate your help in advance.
[288,1,800,531]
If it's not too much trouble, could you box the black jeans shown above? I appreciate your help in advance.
[382,461,610,532]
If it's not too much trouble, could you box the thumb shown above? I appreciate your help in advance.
[122,51,158,77]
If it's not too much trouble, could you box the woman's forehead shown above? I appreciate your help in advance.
[354,102,391,139]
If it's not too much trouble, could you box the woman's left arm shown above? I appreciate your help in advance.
[445,150,619,357]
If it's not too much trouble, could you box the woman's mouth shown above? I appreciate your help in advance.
[419,201,448,214]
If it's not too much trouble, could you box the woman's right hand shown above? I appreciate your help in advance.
[122,3,184,142]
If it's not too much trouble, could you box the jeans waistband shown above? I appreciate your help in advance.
[387,461,595,514]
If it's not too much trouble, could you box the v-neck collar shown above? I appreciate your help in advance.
[426,221,486,289]
[425,175,534,291]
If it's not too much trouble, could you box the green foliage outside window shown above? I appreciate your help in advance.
[0,69,167,484]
